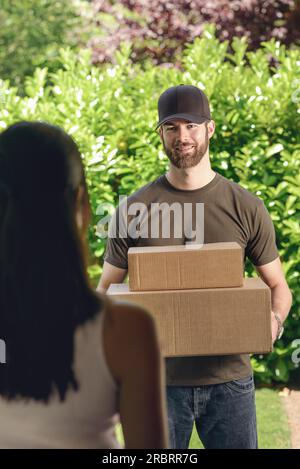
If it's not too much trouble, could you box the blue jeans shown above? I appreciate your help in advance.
[167,375,258,449]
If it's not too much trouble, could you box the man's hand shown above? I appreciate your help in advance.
[271,311,280,344]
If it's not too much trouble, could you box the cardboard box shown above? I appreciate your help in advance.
[107,278,272,357]
[128,242,243,291]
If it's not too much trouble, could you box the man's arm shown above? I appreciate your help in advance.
[255,257,293,343]
[97,261,128,293]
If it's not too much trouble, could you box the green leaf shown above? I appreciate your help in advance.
[266,144,284,158]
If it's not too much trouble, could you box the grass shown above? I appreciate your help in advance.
[254,388,291,449]
[116,388,291,449]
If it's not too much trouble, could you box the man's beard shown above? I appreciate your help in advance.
[163,128,209,169]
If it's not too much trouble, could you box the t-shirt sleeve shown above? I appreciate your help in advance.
[245,201,279,266]
[103,204,133,270]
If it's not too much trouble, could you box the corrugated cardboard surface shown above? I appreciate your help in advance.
[107,278,272,357]
[128,242,244,291]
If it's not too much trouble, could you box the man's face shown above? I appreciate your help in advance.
[159,119,213,169]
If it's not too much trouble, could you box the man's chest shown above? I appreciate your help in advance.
[130,199,249,250]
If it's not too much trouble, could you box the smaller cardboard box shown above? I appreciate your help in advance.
[107,278,272,357]
[128,242,243,291]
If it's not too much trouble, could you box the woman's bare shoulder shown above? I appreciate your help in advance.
[102,297,160,381]
[105,297,156,335]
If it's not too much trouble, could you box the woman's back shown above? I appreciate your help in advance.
[0,307,120,449]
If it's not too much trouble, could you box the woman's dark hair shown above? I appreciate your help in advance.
[0,121,101,402]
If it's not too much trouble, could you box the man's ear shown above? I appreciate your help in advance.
[158,127,163,142]
[207,120,215,140]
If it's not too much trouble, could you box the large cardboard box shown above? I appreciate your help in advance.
[107,278,272,357]
[128,242,243,291]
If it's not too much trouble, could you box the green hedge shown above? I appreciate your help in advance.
[0,0,91,90]
[0,26,299,384]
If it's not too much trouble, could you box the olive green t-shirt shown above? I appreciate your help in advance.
[104,172,278,385]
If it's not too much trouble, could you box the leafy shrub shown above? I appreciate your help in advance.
[0,27,299,384]
[0,0,93,89]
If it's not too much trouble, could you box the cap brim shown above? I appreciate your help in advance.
[155,113,209,130]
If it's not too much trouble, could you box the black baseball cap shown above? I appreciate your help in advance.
[156,84,211,129]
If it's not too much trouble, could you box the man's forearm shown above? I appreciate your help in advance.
[271,281,293,323]
[96,262,128,293]
[97,283,106,294]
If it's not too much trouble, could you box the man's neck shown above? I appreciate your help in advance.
[166,157,216,191]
